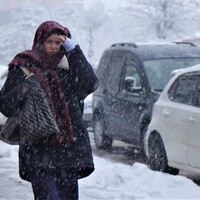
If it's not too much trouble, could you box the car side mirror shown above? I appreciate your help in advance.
[124,77,136,92]
[124,77,143,94]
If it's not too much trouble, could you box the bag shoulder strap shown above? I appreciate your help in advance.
[20,66,33,77]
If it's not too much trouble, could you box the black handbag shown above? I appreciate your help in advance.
[19,75,60,140]
[0,67,60,144]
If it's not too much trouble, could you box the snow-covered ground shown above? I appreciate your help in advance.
[0,65,200,199]
[0,140,200,200]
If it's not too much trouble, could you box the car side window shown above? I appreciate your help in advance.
[194,78,200,107]
[122,62,143,94]
[168,73,198,106]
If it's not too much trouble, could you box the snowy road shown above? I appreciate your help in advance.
[0,133,200,199]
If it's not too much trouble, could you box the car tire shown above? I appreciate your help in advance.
[147,133,179,175]
[93,114,112,150]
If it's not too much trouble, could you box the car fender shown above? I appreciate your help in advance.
[139,108,152,130]
[92,97,105,119]
[143,124,154,158]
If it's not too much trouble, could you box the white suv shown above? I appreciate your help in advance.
[144,64,200,176]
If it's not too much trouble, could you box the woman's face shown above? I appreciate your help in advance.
[43,34,62,55]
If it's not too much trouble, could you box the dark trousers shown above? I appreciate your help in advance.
[29,169,78,200]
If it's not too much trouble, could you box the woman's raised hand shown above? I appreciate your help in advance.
[57,35,67,43]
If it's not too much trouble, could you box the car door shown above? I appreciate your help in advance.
[187,73,200,168]
[166,73,198,165]
[108,57,147,144]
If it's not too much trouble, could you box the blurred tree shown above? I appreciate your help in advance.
[54,2,81,42]
[54,0,109,65]
[1,0,200,66]
[78,1,109,64]
[115,0,200,41]
[0,0,52,64]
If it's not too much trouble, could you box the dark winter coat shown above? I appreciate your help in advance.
[0,45,98,181]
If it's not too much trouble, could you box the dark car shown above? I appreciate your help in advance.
[92,42,200,154]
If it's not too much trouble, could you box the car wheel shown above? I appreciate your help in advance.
[148,133,168,172]
[147,133,179,175]
[93,114,112,150]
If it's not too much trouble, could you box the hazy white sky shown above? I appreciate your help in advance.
[84,0,122,10]
[0,0,122,12]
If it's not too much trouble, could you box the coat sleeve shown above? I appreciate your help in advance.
[66,45,99,100]
[0,67,27,117]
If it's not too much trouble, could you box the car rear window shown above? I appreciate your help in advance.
[143,58,200,92]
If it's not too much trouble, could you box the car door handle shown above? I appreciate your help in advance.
[189,116,196,123]
[163,108,169,117]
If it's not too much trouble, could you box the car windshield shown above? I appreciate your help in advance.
[143,58,200,92]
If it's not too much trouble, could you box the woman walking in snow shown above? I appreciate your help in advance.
[0,20,98,200]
